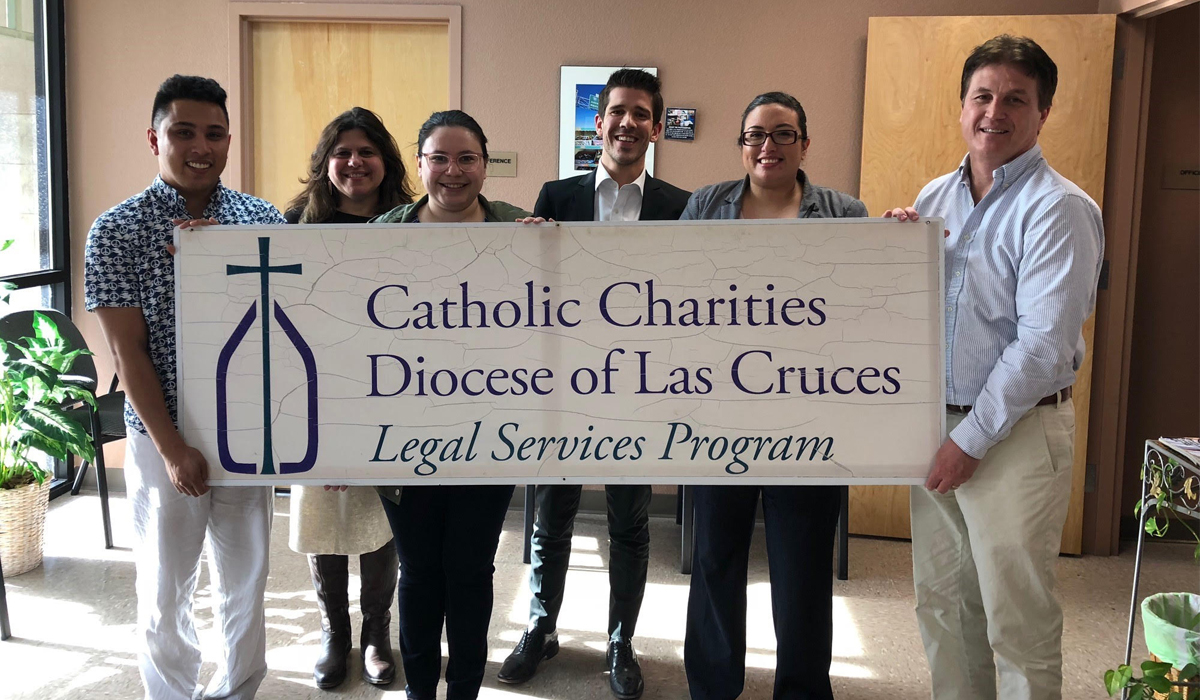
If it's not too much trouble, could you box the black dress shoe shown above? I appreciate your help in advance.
[607,639,644,700]
[497,628,559,684]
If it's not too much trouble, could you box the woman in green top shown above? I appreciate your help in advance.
[373,110,529,225]
[374,110,526,700]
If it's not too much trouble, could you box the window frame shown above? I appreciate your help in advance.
[1,0,75,495]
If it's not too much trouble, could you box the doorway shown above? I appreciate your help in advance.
[227,3,461,206]
[1118,2,1200,540]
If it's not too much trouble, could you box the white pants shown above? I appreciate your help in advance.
[126,430,273,700]
[911,403,1075,700]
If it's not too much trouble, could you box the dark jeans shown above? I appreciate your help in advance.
[527,484,651,641]
[685,485,840,700]
[380,484,514,700]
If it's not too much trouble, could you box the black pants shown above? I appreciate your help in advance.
[380,484,514,700]
[527,484,651,641]
[685,485,840,700]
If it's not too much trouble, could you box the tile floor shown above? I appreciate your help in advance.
[0,492,1196,699]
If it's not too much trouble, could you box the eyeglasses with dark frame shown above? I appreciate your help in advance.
[420,152,484,173]
[738,129,802,147]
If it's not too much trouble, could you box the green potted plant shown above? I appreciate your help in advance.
[1105,453,1200,700]
[0,239,97,575]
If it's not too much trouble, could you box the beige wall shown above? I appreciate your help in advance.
[64,0,1101,468]
[1120,2,1200,517]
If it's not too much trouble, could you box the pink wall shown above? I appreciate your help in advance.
[64,0,1101,468]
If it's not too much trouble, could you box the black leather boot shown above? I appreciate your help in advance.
[359,542,398,686]
[309,554,352,689]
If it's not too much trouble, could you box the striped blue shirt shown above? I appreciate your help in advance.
[914,144,1103,459]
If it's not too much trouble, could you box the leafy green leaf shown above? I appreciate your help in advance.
[1105,668,1125,696]
[31,311,60,345]
[18,375,47,404]
[54,386,97,411]
[0,239,13,252]
[7,357,60,387]
[1146,516,1169,537]
[1143,660,1173,677]
[1182,663,1200,681]
[15,428,70,462]
[1130,683,1145,700]
[18,404,95,462]
[1145,673,1173,693]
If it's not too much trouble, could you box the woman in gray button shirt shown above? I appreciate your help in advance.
[682,91,864,700]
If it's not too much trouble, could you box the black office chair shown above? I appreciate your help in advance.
[0,309,125,549]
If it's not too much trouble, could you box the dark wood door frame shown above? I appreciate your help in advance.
[1082,14,1157,556]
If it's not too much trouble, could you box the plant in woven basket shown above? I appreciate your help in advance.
[0,310,97,490]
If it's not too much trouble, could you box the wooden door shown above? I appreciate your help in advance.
[249,20,450,210]
[855,14,1116,554]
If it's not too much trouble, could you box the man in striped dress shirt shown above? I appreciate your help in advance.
[886,35,1103,700]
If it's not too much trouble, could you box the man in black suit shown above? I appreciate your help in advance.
[498,68,690,700]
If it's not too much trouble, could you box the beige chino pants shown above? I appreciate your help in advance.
[911,402,1075,700]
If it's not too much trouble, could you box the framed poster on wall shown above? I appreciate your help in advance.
[558,65,657,179]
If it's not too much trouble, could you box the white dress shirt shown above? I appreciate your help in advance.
[594,165,647,222]
[914,144,1103,458]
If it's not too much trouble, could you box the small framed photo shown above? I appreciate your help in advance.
[559,66,658,179]
[665,108,696,141]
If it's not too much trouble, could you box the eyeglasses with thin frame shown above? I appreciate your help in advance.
[421,152,484,173]
[738,129,802,147]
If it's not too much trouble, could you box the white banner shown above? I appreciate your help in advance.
[175,219,945,485]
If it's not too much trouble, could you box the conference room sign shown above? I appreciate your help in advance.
[175,219,945,486]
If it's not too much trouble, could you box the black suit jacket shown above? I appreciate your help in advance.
[532,170,691,222]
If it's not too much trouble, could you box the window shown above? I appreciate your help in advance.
[2,0,73,493]
[1,0,69,313]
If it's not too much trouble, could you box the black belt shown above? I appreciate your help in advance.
[946,386,1072,415]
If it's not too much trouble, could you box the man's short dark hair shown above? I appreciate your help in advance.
[960,35,1058,110]
[151,75,229,129]
[597,68,664,124]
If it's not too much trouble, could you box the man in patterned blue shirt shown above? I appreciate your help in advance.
[886,36,1103,700]
[84,75,285,700]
